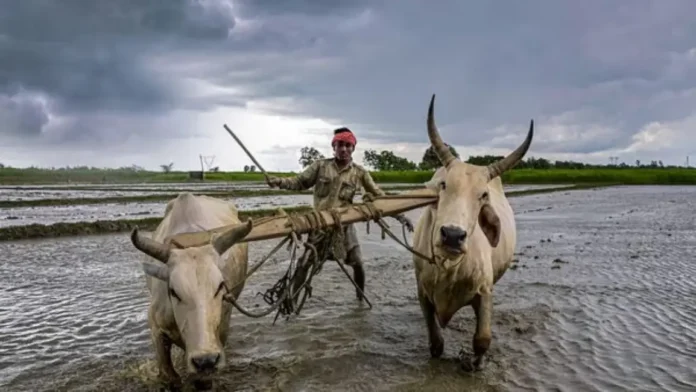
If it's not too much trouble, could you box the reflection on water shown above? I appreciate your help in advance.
[1,186,695,391]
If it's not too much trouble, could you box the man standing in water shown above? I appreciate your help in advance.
[266,127,414,301]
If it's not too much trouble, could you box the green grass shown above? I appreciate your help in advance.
[501,168,696,185]
[2,166,695,185]
[0,184,606,241]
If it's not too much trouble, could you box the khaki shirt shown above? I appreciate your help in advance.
[278,158,386,210]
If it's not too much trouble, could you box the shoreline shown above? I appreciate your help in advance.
[0,184,607,242]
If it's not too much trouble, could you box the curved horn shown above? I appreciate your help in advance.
[212,219,253,255]
[487,119,534,180]
[130,227,171,263]
[427,94,456,167]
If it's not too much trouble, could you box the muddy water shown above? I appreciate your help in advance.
[0,183,566,202]
[0,182,421,201]
[0,182,267,201]
[0,185,569,228]
[2,186,694,391]
[0,195,315,228]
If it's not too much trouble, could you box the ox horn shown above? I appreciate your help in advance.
[212,219,253,255]
[487,119,534,180]
[130,227,171,263]
[427,94,457,168]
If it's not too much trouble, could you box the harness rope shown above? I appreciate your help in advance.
[222,193,436,322]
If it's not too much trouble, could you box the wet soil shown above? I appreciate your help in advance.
[0,185,571,229]
[1,186,694,391]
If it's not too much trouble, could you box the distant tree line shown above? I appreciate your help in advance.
[0,153,686,173]
[296,145,687,171]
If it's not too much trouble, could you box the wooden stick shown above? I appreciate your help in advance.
[169,189,438,247]
[223,124,270,181]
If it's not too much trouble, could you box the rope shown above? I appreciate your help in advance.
[224,192,437,321]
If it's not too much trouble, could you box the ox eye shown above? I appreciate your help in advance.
[439,181,446,190]
[480,191,489,200]
[169,288,181,301]
[215,282,226,297]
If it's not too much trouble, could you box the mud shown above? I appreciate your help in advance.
[0,195,314,228]
[2,186,695,391]
[0,182,428,202]
[0,185,571,228]
[0,182,570,207]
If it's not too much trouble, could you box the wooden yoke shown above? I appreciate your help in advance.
[168,188,438,248]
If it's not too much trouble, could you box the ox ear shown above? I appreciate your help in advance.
[142,260,170,281]
[478,204,501,247]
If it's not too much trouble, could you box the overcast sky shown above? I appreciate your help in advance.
[1,0,695,171]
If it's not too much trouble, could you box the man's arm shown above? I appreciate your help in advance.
[271,160,321,191]
[360,170,386,198]
[360,169,414,232]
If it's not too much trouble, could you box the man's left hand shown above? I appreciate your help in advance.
[396,214,414,232]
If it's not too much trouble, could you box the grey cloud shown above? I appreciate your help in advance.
[2,0,696,162]
[0,91,50,137]
[0,0,237,144]
[213,0,696,156]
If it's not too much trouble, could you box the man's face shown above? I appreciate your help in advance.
[333,140,354,162]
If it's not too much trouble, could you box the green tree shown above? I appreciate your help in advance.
[363,149,417,171]
[419,144,460,170]
[465,154,503,166]
[299,146,325,168]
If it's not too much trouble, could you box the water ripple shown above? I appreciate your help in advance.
[1,185,695,391]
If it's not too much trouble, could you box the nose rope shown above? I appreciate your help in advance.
[429,219,446,268]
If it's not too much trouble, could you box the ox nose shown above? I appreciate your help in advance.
[191,353,220,372]
[440,225,467,249]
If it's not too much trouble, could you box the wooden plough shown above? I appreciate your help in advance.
[165,189,439,323]
[160,124,440,323]
[168,188,438,247]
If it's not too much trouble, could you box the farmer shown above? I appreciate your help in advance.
[265,127,414,301]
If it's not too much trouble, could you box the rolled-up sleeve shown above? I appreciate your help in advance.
[360,170,386,197]
[278,161,320,190]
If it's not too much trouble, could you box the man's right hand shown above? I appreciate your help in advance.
[266,175,282,188]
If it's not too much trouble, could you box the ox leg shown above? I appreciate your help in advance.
[462,292,492,372]
[345,246,365,301]
[418,287,444,358]
[153,332,181,387]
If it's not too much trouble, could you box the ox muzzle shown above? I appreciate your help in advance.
[440,224,467,252]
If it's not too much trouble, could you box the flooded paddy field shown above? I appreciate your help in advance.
[0,194,315,228]
[3,185,694,391]
[0,182,268,201]
[0,183,569,202]
[0,185,571,228]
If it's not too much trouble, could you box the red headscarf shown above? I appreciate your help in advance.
[332,130,357,146]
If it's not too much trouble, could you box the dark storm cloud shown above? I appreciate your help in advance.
[1,0,695,159]
[223,0,696,156]
[0,0,238,143]
[0,91,49,137]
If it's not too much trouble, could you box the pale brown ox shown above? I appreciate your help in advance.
[129,192,253,389]
[411,95,533,371]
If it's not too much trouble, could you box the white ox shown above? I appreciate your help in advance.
[411,95,533,371]
[129,192,253,389]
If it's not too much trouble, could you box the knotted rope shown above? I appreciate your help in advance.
[223,194,436,322]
